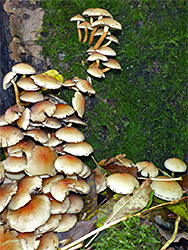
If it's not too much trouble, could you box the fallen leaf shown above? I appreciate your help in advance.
[108,178,152,222]
[154,197,188,222]
[42,69,63,83]
[103,163,138,177]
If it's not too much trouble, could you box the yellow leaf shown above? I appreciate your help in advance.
[42,69,63,83]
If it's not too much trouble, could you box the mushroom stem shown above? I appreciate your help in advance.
[11,80,20,105]
[93,26,109,50]
[101,40,112,47]
[89,27,98,45]
[137,176,182,181]
[77,28,82,42]
[88,62,97,69]
[83,26,88,43]
[102,67,111,73]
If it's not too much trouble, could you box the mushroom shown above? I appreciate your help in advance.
[30,74,63,90]
[3,71,20,104]
[63,141,94,156]
[0,162,5,184]
[70,14,85,42]
[63,114,87,126]
[164,157,187,177]
[0,182,18,213]
[91,18,122,49]
[8,176,42,210]
[55,126,85,143]
[37,232,59,250]
[87,52,108,68]
[7,138,35,160]
[35,214,62,234]
[23,129,49,144]
[17,108,31,130]
[0,226,23,250]
[17,232,40,250]
[7,194,51,232]
[17,77,40,91]
[67,194,84,214]
[20,91,44,103]
[87,66,105,78]
[3,63,36,105]
[86,8,113,45]
[135,161,159,178]
[96,46,116,56]
[2,154,27,173]
[25,145,57,177]
[77,21,92,43]
[54,154,84,175]
[150,176,183,201]
[0,126,24,148]
[4,104,25,124]
[72,91,85,117]
[102,58,121,72]
[45,193,70,214]
[12,63,36,75]
[76,79,96,95]
[52,103,75,119]
[42,175,64,194]
[107,173,139,194]
[30,100,56,122]
[54,213,77,233]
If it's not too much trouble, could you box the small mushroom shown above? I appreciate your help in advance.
[135,161,159,178]
[55,126,85,143]
[3,71,20,105]
[54,154,84,175]
[30,74,62,90]
[150,176,183,201]
[54,213,77,233]
[77,21,92,43]
[52,103,75,119]
[87,67,105,78]
[91,18,122,49]
[164,157,187,177]
[70,14,85,42]
[63,141,94,156]
[30,100,56,122]
[102,58,121,72]
[0,126,24,148]
[107,173,139,194]
[72,91,85,118]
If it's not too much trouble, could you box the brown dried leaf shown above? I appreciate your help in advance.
[103,163,138,178]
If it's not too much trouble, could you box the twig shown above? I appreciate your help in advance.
[59,196,188,250]
[160,215,181,250]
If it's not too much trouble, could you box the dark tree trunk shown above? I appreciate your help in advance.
[0,1,15,116]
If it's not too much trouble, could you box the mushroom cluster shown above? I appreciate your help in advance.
[100,156,187,201]
[70,8,122,78]
[0,62,95,249]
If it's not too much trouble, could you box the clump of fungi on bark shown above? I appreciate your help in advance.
[70,8,122,78]
[0,62,99,249]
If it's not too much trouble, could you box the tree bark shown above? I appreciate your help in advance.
[0,1,15,116]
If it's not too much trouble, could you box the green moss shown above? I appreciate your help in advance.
[87,216,162,249]
[37,0,188,167]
